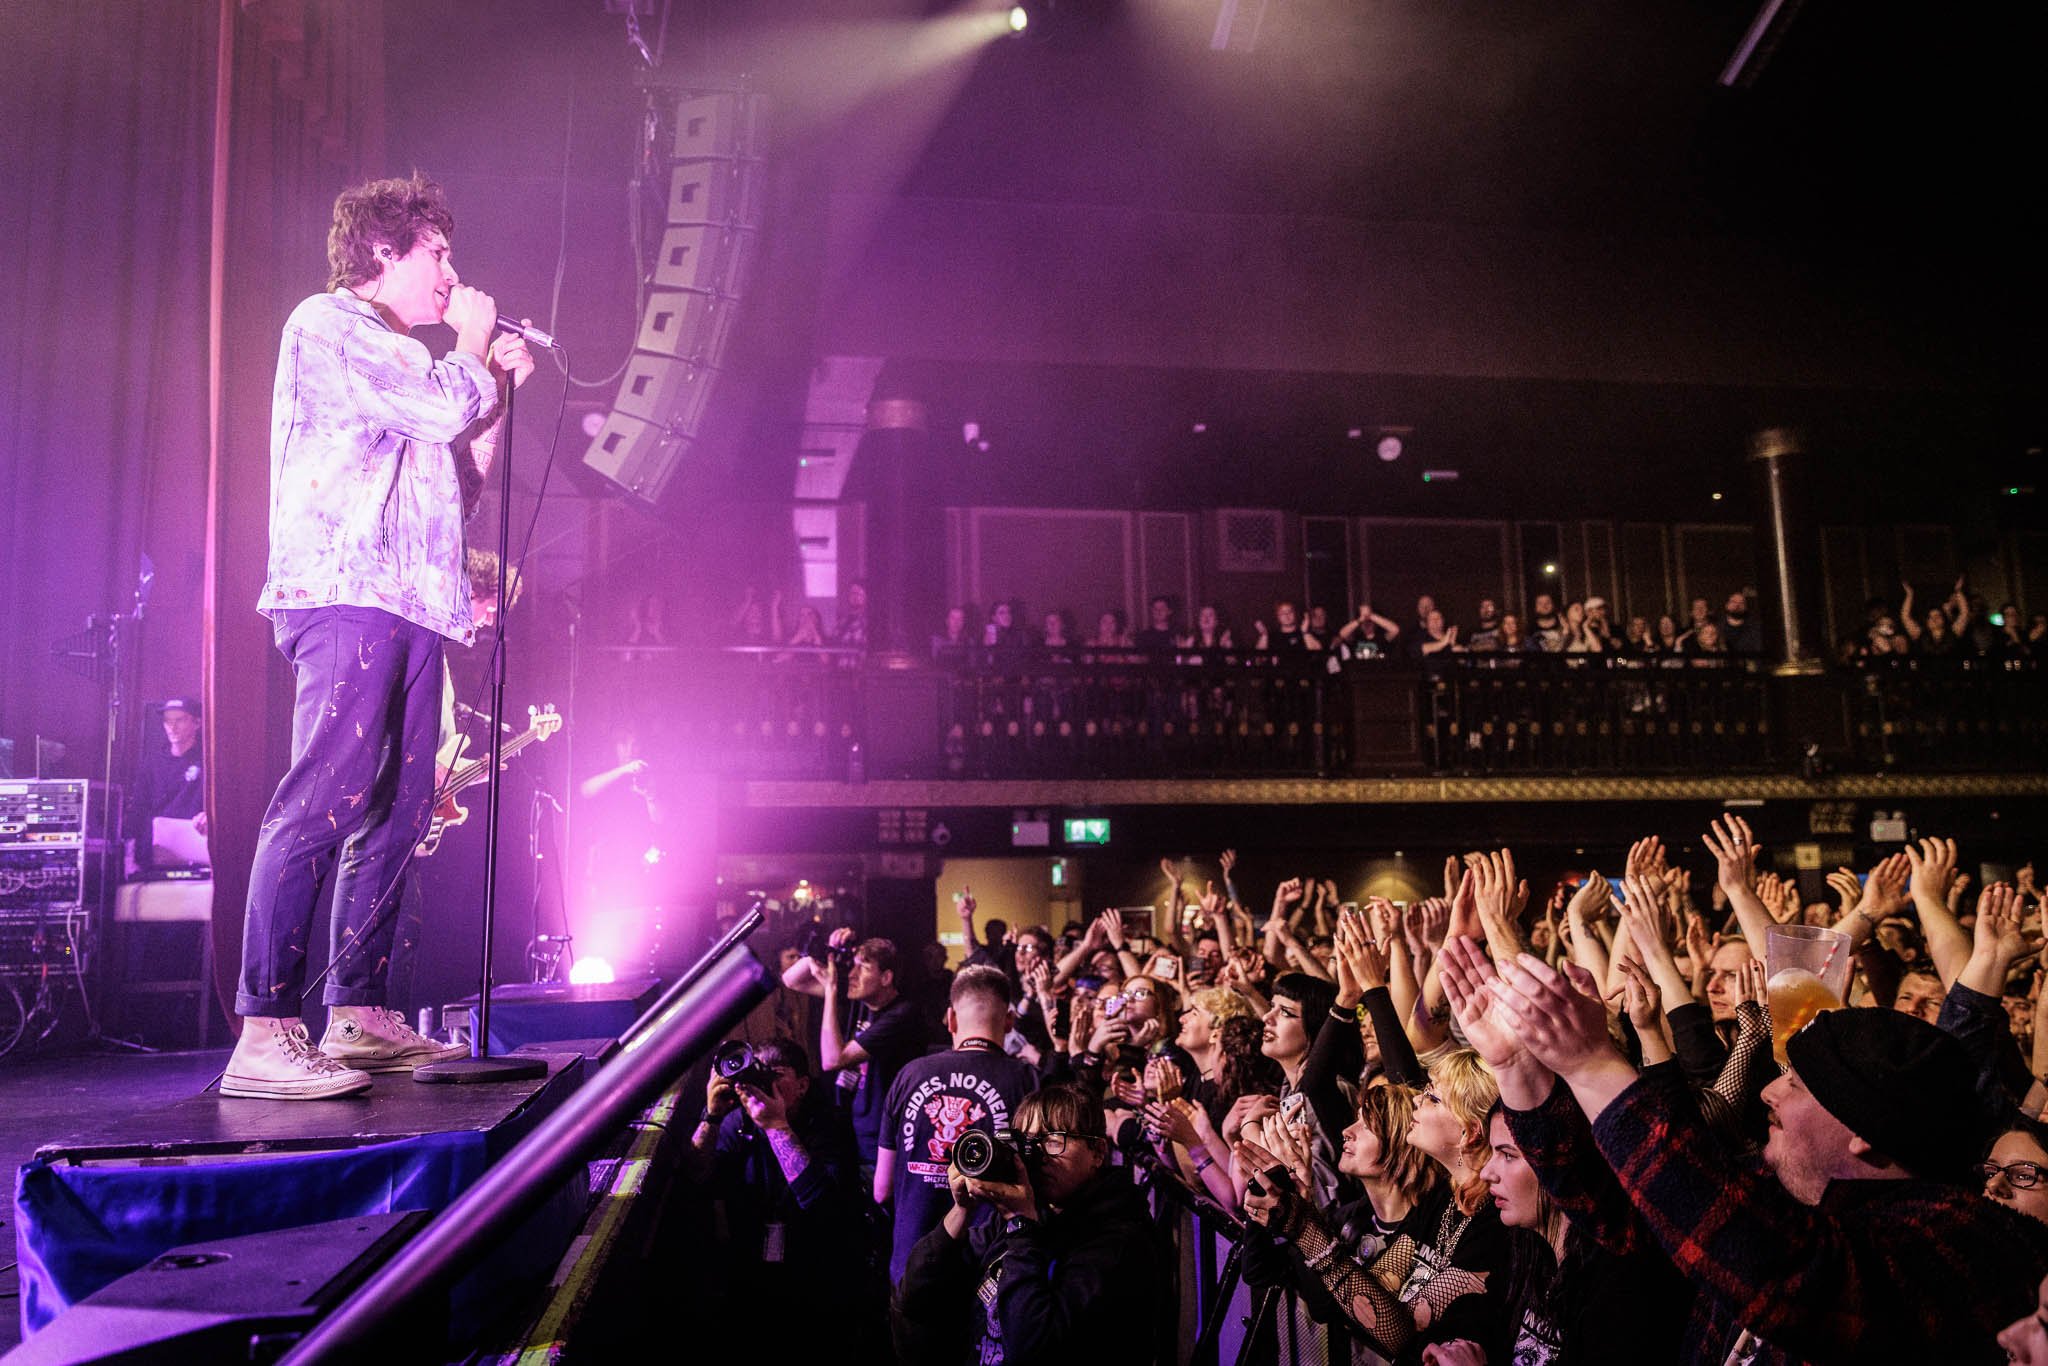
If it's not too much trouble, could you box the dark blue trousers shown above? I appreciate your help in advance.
[236,606,444,1015]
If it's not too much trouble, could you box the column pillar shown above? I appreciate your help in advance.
[1749,427,1826,676]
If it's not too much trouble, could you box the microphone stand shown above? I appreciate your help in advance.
[417,380,545,1084]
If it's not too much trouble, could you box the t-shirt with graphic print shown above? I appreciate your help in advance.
[881,1041,1038,1284]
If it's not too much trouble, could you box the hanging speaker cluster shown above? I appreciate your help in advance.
[581,87,766,505]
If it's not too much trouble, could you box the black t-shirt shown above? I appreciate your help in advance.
[127,743,205,859]
[1133,627,1176,651]
[882,1042,1039,1283]
[847,994,926,1156]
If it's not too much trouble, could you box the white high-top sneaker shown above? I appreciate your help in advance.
[220,1018,373,1100]
[320,1006,470,1073]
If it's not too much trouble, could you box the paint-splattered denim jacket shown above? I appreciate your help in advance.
[257,292,499,645]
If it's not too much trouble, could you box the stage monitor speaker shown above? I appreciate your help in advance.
[2,1212,429,1366]
[613,354,715,433]
[580,412,686,503]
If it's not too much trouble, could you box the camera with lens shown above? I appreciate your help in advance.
[711,1041,780,1096]
[952,1128,1045,1184]
[797,918,857,970]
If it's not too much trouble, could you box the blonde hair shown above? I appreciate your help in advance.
[1429,1048,1501,1216]
[1190,986,1256,1025]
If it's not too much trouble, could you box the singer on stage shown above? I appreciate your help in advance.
[223,173,534,1100]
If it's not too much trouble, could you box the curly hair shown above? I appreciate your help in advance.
[1208,1013,1279,1120]
[327,172,455,291]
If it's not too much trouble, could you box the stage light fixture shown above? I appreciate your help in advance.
[1376,435,1403,462]
[1009,5,1029,32]
[1542,562,1559,576]
[569,957,616,985]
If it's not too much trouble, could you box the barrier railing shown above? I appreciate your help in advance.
[578,646,2047,780]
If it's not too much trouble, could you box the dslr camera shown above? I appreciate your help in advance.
[711,1041,780,1095]
[797,918,857,970]
[952,1128,1046,1184]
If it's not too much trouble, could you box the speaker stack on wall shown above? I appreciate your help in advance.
[580,88,765,506]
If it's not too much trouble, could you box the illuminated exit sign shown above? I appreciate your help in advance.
[1063,818,1111,845]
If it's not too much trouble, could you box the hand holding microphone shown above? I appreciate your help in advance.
[488,325,536,390]
[443,283,499,360]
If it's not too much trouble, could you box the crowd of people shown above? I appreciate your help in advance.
[676,572,2048,676]
[683,827,2048,1363]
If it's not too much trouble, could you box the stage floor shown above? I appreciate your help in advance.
[0,1047,230,1356]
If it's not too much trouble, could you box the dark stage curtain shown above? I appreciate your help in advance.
[0,4,215,778]
[0,0,382,1026]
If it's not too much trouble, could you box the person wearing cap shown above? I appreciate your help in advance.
[1455,943,2048,1365]
[126,697,205,873]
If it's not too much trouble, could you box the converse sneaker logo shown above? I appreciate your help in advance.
[337,1019,363,1043]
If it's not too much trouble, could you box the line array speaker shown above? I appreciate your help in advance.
[579,87,766,505]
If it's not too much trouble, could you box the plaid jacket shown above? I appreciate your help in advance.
[1514,1061,2048,1365]
[259,292,498,644]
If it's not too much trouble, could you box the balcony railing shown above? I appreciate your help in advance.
[577,646,2048,782]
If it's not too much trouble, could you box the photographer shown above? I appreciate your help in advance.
[877,965,1039,1283]
[894,1083,1162,1365]
[689,1037,878,1346]
[785,929,925,1174]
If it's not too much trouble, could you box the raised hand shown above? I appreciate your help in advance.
[1857,852,1911,921]
[1220,848,1238,878]
[1565,871,1612,928]
[1438,937,1534,1075]
[1143,1098,1201,1149]
[1338,911,1389,993]
[1826,867,1862,923]
[1146,1055,1185,1105]
[1625,835,1670,893]
[1472,848,1526,958]
[1096,907,1129,950]
[1066,995,1098,1055]
[1976,883,2025,962]
[1904,836,1959,907]
[1737,955,1768,1010]
[1413,898,1451,950]
[1491,954,1623,1081]
[1614,955,1662,1034]
[1702,814,1760,898]
[1270,877,1305,925]
[1446,859,1483,942]
[1271,1113,1317,1192]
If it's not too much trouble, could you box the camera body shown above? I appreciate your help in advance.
[711,1040,780,1096]
[797,919,857,970]
[953,1128,1045,1184]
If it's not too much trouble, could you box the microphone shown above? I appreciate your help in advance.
[493,314,562,352]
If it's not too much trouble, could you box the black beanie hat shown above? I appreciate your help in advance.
[1784,1007,1986,1183]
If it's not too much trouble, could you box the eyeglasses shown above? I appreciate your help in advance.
[1122,987,1156,1002]
[1033,1131,1092,1156]
[1977,1159,2048,1190]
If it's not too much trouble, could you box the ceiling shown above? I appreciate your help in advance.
[383,0,2043,519]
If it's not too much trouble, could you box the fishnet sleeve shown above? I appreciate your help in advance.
[1282,1204,1416,1357]
[1711,999,1772,1109]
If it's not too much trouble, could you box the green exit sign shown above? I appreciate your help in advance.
[1064,818,1111,845]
